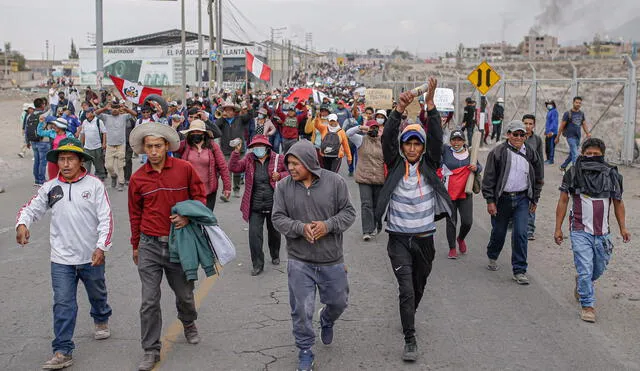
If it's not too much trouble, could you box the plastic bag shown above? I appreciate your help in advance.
[203,225,236,265]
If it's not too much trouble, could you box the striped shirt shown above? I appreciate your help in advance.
[386,162,435,235]
[570,194,611,236]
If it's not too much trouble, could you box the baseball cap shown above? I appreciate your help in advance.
[507,120,526,133]
[450,130,465,140]
[401,130,425,143]
[327,114,338,122]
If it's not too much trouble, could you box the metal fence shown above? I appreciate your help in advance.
[362,57,639,165]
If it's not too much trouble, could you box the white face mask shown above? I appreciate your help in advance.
[328,124,340,133]
[547,105,553,110]
[376,118,385,125]
[258,114,265,119]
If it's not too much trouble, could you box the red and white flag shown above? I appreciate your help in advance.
[246,50,271,81]
[108,74,163,105]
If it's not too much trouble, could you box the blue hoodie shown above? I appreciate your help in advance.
[545,108,558,135]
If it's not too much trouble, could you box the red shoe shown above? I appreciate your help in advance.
[448,248,458,259]
[457,238,467,254]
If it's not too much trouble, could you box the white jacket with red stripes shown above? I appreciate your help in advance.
[16,170,113,265]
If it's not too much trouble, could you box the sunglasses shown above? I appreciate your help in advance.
[510,132,527,138]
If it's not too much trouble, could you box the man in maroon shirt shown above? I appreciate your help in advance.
[127,122,206,371]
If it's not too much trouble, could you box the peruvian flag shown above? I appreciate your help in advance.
[108,74,163,105]
[246,49,271,81]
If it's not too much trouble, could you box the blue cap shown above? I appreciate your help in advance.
[45,115,58,123]
[401,130,425,143]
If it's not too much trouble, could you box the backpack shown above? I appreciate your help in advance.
[25,113,41,142]
[321,130,341,158]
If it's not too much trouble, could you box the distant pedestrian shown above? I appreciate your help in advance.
[491,97,505,142]
[38,117,75,180]
[482,120,543,284]
[554,138,630,323]
[462,97,477,145]
[79,108,107,180]
[523,114,544,241]
[440,130,482,259]
[95,102,137,191]
[375,78,453,362]
[25,98,50,186]
[556,96,591,172]
[18,102,34,158]
[16,138,113,370]
[313,113,352,173]
[127,122,207,371]
[544,100,558,164]
[214,102,252,199]
[272,139,356,371]
[229,135,288,276]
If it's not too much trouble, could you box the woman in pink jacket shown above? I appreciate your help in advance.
[229,135,288,276]
[176,119,231,210]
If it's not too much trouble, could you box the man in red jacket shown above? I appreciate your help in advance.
[276,100,308,154]
[127,122,207,371]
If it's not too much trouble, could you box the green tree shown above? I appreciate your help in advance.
[69,39,79,59]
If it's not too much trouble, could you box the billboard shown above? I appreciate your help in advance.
[80,43,264,86]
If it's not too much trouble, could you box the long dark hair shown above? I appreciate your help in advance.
[187,132,214,151]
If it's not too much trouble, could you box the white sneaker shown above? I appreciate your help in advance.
[362,234,371,241]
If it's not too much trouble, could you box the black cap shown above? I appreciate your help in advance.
[450,130,465,141]
[465,97,474,103]
[187,107,199,115]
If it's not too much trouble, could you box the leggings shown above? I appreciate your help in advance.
[446,196,473,249]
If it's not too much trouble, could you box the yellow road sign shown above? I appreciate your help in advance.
[467,61,501,95]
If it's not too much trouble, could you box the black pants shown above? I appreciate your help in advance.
[225,154,242,192]
[465,127,475,145]
[248,211,281,269]
[124,144,133,182]
[545,134,556,163]
[446,197,473,249]
[322,157,341,173]
[387,234,436,342]
[206,190,217,211]
[358,183,383,234]
[491,123,502,141]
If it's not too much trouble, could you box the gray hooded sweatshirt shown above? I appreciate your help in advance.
[272,139,356,265]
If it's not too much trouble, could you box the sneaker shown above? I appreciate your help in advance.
[94,322,110,340]
[574,275,580,302]
[362,234,372,241]
[251,267,263,276]
[117,184,125,192]
[457,237,467,254]
[580,307,596,323]
[297,349,315,371]
[560,166,566,174]
[318,307,333,345]
[272,258,280,265]
[402,340,418,362]
[18,152,25,158]
[183,322,200,344]
[219,195,230,203]
[528,234,536,241]
[138,351,160,371]
[513,273,530,285]
[42,352,73,370]
[233,190,240,198]
[111,176,117,188]
[447,248,458,259]
[348,172,354,177]
[487,259,499,271]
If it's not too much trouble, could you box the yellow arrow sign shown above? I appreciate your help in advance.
[467,61,501,95]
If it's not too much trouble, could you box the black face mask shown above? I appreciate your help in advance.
[581,155,605,163]
[189,134,204,144]
[401,115,408,120]
[368,127,379,137]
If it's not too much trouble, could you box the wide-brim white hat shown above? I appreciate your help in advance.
[129,122,180,155]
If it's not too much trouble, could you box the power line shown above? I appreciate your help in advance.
[220,1,250,42]
[223,0,270,40]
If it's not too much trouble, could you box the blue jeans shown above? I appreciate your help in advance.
[486,193,530,274]
[347,142,358,174]
[288,259,349,350]
[51,262,112,355]
[527,211,536,238]
[32,141,51,184]
[270,131,283,153]
[560,136,579,169]
[570,231,612,308]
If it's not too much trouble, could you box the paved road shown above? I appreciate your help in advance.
[0,159,638,371]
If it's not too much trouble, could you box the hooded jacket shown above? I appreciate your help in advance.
[271,140,356,265]
[375,109,454,231]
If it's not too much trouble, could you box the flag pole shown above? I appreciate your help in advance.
[245,48,249,95]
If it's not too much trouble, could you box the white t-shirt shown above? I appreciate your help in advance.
[49,88,59,105]
[81,117,106,150]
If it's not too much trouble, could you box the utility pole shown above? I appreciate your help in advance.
[215,0,223,91]
[287,40,292,83]
[96,0,103,87]
[270,27,286,88]
[197,0,202,95]
[180,0,187,102]
[208,0,215,94]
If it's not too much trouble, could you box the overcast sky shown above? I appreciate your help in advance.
[2,0,638,59]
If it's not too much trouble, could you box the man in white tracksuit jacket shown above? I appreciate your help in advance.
[16,137,114,370]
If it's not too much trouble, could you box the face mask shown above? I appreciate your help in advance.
[376,118,385,125]
[367,127,379,137]
[451,145,465,153]
[547,105,553,110]
[189,134,204,144]
[328,124,340,133]
[252,146,267,158]
[401,116,408,120]
[582,155,604,163]
[258,114,265,119]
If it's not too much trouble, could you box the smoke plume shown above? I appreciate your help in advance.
[530,0,574,34]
